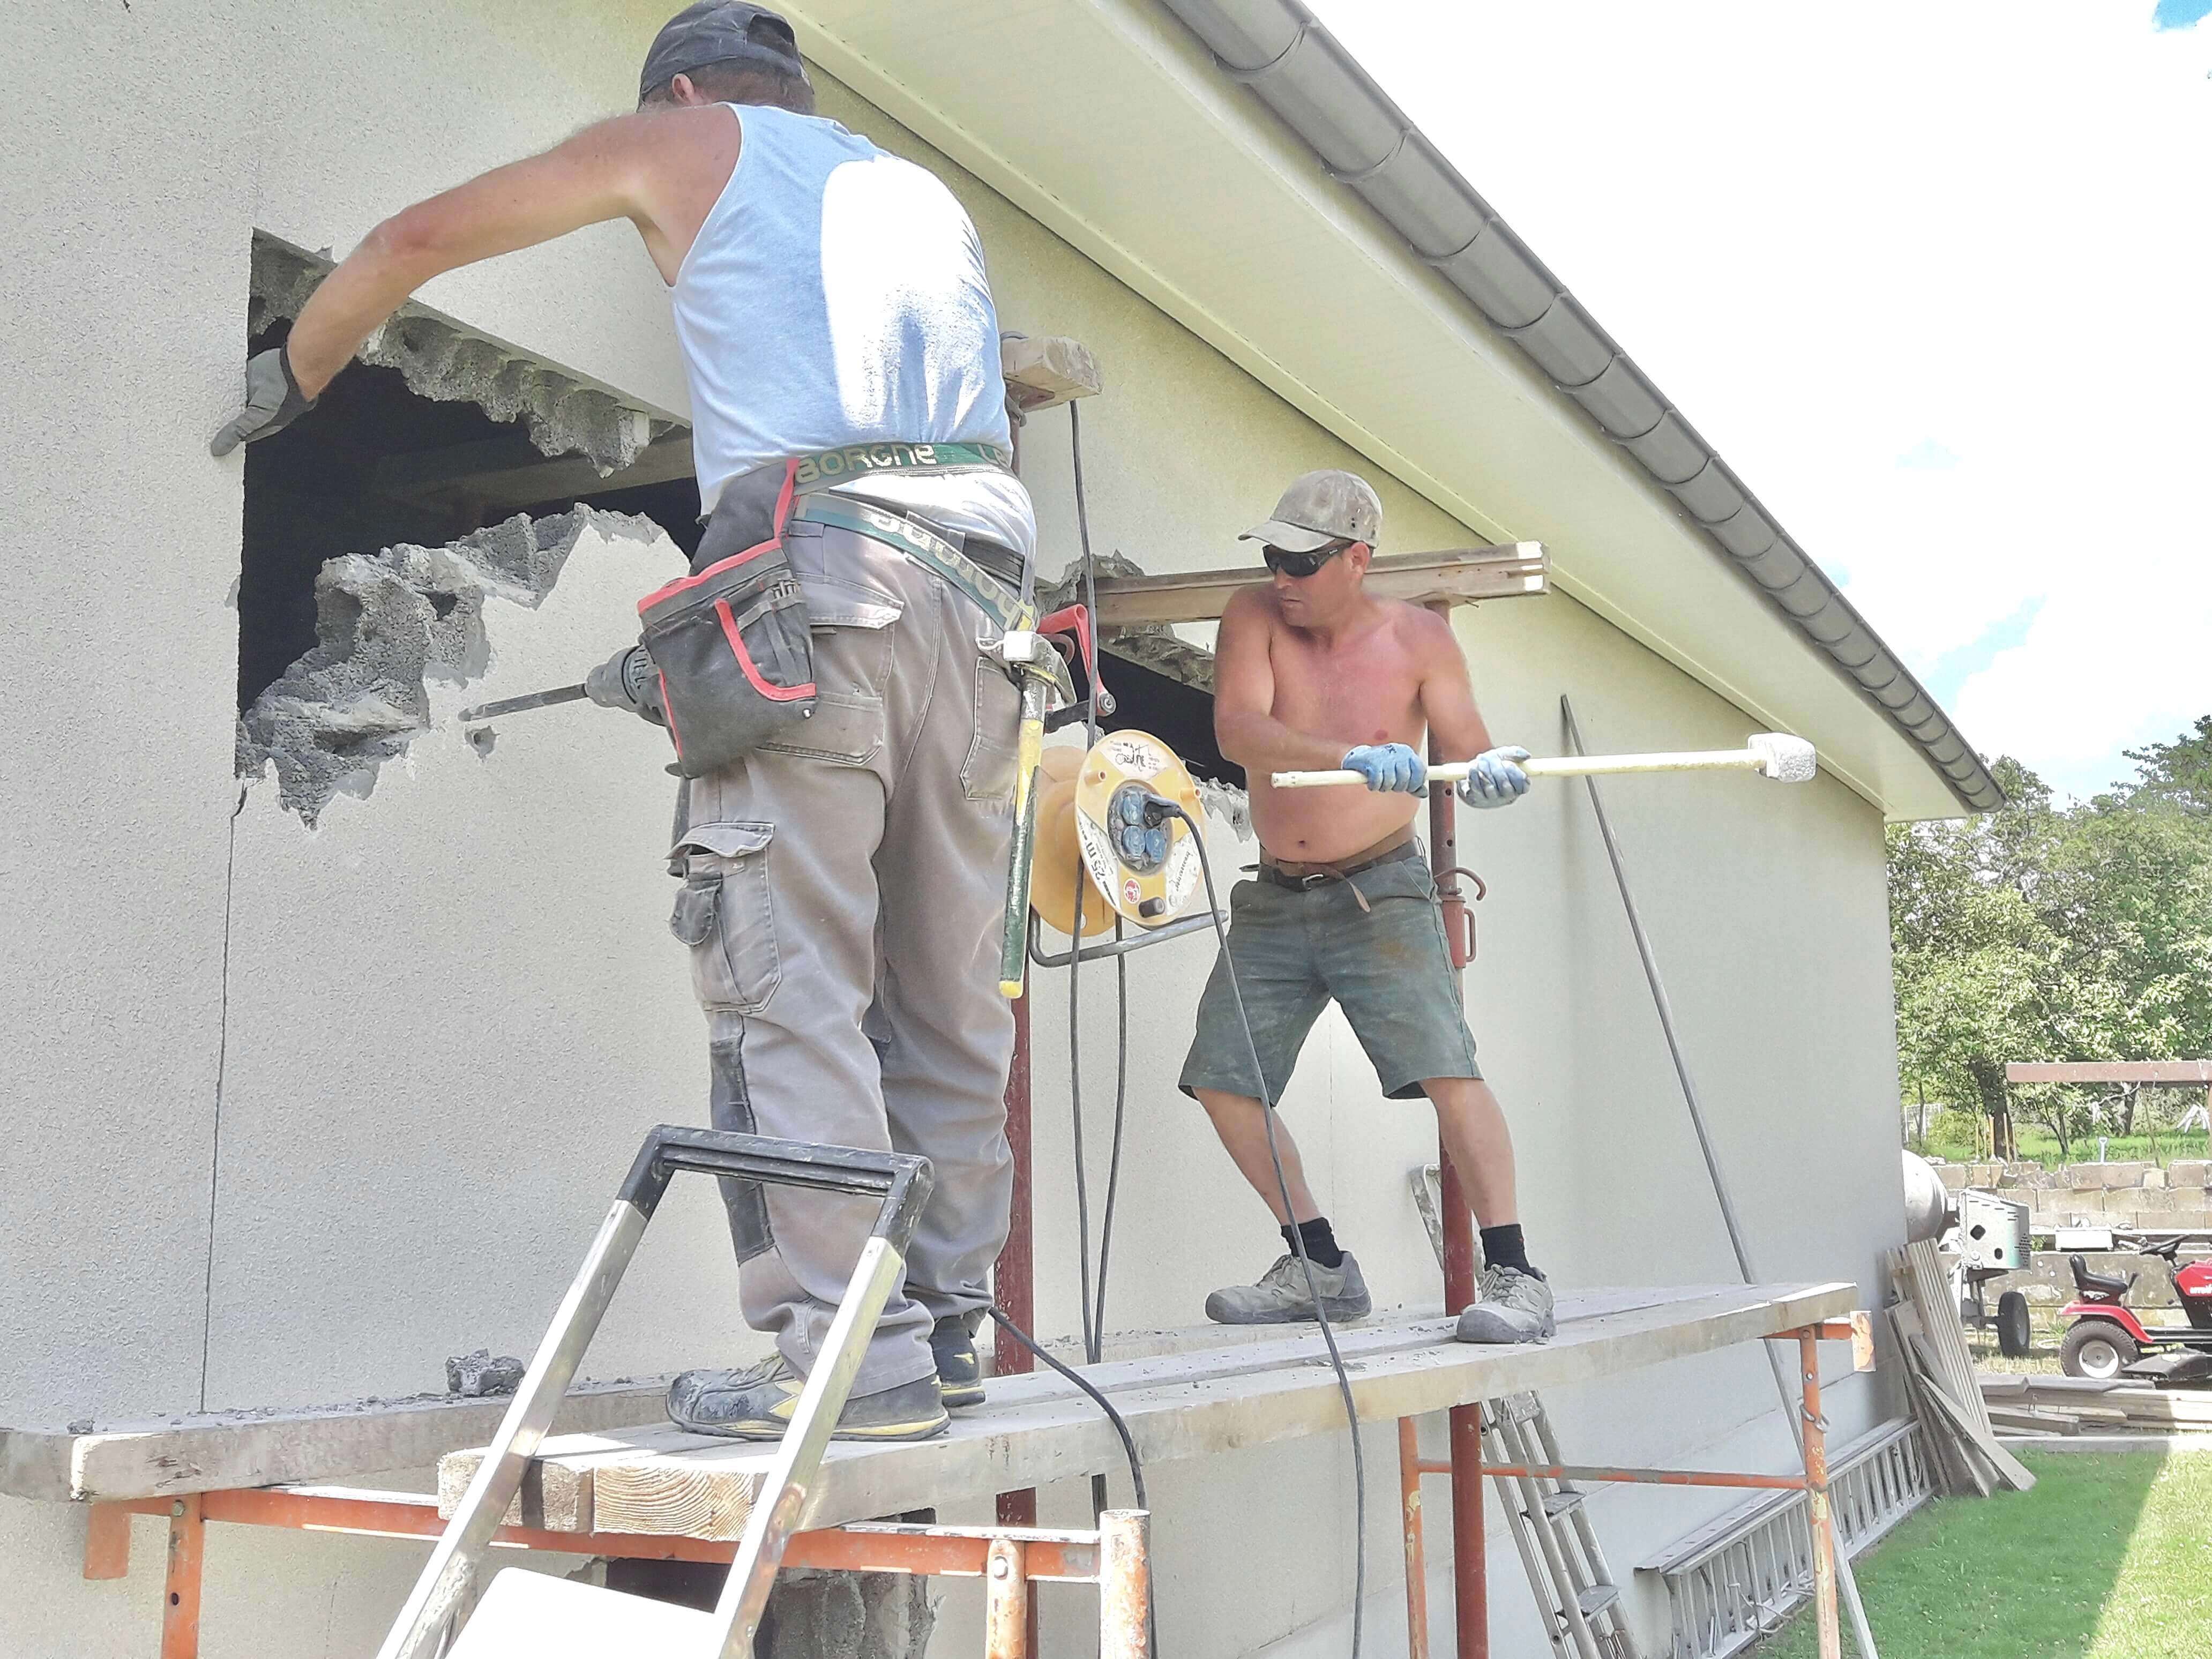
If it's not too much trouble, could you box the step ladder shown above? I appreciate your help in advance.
[1482,1392,1641,1659]
[375,1125,932,1659]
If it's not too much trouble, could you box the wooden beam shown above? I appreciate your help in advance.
[370,431,695,514]
[1089,543,1547,629]
[1002,335,1101,412]
[0,1377,671,1503]
[2005,1060,2212,1086]
[447,1283,1853,1541]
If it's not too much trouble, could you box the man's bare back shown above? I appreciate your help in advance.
[1214,578,1494,864]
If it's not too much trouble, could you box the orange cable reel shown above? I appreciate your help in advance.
[1030,729,1204,934]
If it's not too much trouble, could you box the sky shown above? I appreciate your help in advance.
[1310,1,2212,802]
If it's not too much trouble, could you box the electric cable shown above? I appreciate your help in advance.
[1148,795,1369,1659]
[985,1305,1147,1512]
[1066,397,1137,1359]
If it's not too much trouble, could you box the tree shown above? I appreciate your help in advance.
[2124,715,2212,816]
[1889,720,2212,1162]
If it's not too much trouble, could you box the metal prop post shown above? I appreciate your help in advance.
[1428,602,1486,1659]
[1559,695,1874,1659]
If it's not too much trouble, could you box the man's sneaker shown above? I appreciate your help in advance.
[931,1313,985,1409]
[1205,1251,1372,1325]
[666,1355,949,1441]
[1455,1265,1555,1344]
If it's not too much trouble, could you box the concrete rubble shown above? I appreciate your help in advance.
[237,506,666,824]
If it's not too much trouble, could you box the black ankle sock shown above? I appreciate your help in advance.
[1283,1216,1345,1270]
[1479,1224,1541,1280]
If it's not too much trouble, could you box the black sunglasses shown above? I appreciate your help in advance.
[1261,539,1352,579]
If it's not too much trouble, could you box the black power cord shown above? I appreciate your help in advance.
[1142,793,1369,1659]
[1062,397,1137,1523]
[985,1304,1147,1511]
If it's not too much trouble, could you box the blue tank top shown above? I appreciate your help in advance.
[671,106,1034,556]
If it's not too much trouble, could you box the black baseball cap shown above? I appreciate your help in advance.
[639,3,804,104]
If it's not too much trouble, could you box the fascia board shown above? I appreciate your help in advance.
[780,0,1964,820]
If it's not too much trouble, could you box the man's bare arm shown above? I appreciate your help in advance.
[283,109,712,394]
[1213,589,1350,774]
[1415,610,1497,763]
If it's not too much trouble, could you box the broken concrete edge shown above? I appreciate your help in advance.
[0,1376,673,1503]
[249,230,683,474]
[237,505,671,826]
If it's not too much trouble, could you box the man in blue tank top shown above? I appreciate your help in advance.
[213,4,1033,1441]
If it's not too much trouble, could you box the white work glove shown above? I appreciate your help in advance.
[210,347,318,456]
[1456,746,1530,809]
[1340,742,1428,794]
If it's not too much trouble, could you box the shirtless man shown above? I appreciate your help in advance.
[1179,469,1553,1344]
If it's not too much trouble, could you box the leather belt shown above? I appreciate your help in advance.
[1257,831,1419,892]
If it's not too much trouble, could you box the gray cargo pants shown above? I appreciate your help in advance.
[671,517,1021,1395]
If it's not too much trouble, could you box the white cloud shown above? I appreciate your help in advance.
[1309,1,2212,801]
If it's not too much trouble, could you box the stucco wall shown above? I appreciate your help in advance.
[0,6,1902,1656]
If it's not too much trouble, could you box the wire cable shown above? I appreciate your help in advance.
[985,1305,1147,1511]
[1153,797,1368,1659]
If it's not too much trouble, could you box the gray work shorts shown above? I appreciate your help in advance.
[1178,843,1481,1104]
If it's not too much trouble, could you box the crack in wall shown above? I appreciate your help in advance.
[250,234,671,476]
[237,506,663,825]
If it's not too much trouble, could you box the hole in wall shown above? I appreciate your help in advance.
[237,315,702,713]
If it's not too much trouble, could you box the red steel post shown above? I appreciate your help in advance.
[1399,1417,1431,1659]
[162,1494,204,1659]
[1425,604,1486,1659]
[985,1537,1032,1659]
[1098,1510,1153,1659]
[1799,1329,1843,1659]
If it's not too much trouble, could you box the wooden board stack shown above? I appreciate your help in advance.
[1981,1375,2212,1437]
[1883,1241,2035,1497]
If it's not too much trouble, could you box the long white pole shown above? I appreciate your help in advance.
[1272,746,1773,789]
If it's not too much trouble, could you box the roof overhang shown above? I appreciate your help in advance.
[779,0,1990,820]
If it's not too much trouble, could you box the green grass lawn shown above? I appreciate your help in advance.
[1910,1125,2212,1169]
[1754,1451,2212,1658]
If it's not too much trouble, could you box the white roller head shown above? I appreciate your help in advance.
[1750,732,1817,783]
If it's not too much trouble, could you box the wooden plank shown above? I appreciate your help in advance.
[438,1289,1722,1529]
[1,1378,671,1503]
[472,1283,1853,1541]
[1887,1307,1979,1497]
[81,1503,133,1580]
[1913,1364,2037,1492]
[1089,543,1546,627]
[2006,1060,2212,1086]
[1002,335,1102,410]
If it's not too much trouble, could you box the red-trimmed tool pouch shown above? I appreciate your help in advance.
[637,462,818,778]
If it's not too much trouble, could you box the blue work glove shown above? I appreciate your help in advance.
[1456,746,1531,809]
[1341,742,1428,794]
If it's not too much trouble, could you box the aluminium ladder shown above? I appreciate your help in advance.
[1483,1392,1641,1659]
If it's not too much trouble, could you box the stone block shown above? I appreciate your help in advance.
[2103,1162,2154,1189]
[1993,1165,2023,1188]
[1937,1165,1969,1191]
[1970,1162,2004,1187]
[2169,1161,2209,1186]
[2066,1164,2105,1190]
[2144,1168,2170,1189]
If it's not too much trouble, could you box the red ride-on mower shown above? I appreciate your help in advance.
[2060,1234,2212,1383]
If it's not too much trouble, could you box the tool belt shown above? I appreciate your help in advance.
[637,442,1029,779]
